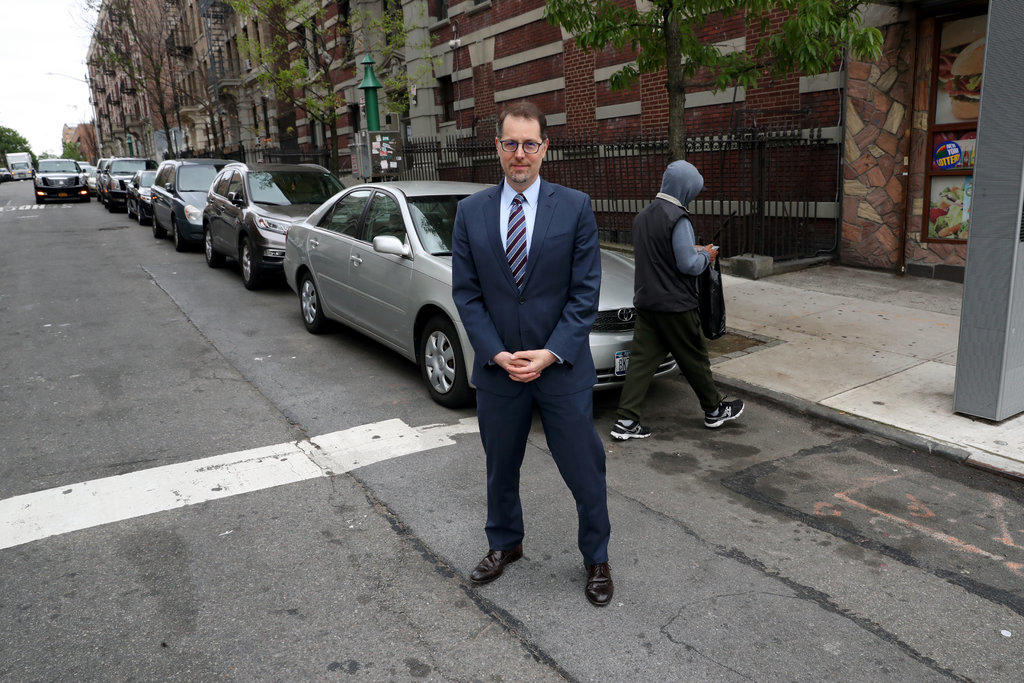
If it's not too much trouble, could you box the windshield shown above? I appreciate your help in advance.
[248,171,343,206]
[110,159,153,174]
[137,171,158,187]
[38,160,80,173]
[408,195,466,255]
[11,163,29,170]
[177,164,224,192]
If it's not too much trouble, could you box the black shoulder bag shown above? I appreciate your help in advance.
[696,222,726,340]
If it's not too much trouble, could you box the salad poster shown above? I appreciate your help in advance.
[927,176,972,240]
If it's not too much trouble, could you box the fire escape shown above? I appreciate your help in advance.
[199,0,240,149]
[165,0,198,148]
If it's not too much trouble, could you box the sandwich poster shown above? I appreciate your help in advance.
[927,176,973,240]
[935,14,987,124]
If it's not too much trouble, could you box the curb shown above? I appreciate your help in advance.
[711,374,975,465]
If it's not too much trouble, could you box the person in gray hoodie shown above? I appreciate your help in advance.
[611,160,743,439]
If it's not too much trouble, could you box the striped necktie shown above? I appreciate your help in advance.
[506,193,527,289]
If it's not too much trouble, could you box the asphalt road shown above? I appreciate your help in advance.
[1,180,1022,681]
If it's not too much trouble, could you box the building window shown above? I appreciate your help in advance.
[438,75,455,122]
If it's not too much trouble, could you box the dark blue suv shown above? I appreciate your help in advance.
[150,158,232,252]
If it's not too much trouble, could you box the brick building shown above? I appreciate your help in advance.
[87,1,157,159]
[85,0,989,281]
[68,123,100,163]
[408,0,989,281]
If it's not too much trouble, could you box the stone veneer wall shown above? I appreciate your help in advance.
[841,14,969,274]
[841,20,915,269]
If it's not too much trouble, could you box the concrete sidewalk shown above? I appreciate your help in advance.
[710,265,1024,479]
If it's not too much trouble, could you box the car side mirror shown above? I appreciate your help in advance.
[227,191,245,207]
[164,182,173,191]
[372,235,410,258]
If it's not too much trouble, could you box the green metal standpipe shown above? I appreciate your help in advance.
[358,54,383,131]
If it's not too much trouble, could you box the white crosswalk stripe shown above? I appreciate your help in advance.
[0,204,75,212]
[0,417,478,550]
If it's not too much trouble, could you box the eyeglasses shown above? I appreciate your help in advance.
[498,139,543,154]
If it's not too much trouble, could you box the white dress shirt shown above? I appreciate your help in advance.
[499,176,541,252]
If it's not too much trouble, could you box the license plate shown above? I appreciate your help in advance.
[614,350,630,376]
[57,192,68,197]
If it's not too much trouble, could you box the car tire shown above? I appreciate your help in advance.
[204,226,225,268]
[298,272,329,334]
[152,213,167,239]
[239,236,262,290]
[419,315,473,409]
[126,199,135,218]
[172,216,189,253]
[137,206,146,225]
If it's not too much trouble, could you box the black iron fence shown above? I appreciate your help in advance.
[173,144,354,174]
[401,124,840,261]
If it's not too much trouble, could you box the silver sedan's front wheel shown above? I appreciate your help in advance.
[424,330,456,394]
[419,315,473,408]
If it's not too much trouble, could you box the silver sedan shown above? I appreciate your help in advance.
[283,181,675,408]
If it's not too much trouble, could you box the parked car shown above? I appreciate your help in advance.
[80,164,98,195]
[282,181,676,408]
[0,168,12,182]
[203,163,344,289]
[33,158,89,204]
[103,158,158,211]
[150,158,232,252]
[126,169,158,224]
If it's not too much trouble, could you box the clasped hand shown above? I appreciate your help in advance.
[493,349,556,383]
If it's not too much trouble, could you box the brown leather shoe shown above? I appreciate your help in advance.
[470,545,523,584]
[585,562,613,606]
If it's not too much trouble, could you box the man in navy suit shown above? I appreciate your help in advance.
[452,101,613,606]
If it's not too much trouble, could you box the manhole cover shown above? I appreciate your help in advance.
[707,331,765,359]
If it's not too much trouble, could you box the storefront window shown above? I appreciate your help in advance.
[923,13,987,243]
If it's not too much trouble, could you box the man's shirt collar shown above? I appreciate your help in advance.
[502,177,541,207]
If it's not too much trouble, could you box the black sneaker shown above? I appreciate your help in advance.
[704,398,744,429]
[610,419,652,440]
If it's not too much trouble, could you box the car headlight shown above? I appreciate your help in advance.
[256,216,289,234]
[184,204,203,223]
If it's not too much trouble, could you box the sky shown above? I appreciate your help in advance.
[0,0,96,155]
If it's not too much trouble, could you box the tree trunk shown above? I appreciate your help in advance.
[327,115,339,174]
[154,81,176,158]
[664,8,687,161]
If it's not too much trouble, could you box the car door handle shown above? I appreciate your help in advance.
[350,255,362,266]
[309,238,319,248]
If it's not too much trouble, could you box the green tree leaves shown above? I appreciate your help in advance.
[546,0,882,159]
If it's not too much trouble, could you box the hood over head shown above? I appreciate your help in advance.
[659,160,704,205]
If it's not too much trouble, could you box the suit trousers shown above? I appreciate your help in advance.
[476,384,610,565]
[617,308,722,422]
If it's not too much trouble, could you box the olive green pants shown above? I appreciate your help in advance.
[616,308,721,422]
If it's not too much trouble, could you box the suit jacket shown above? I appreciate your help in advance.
[452,179,601,397]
